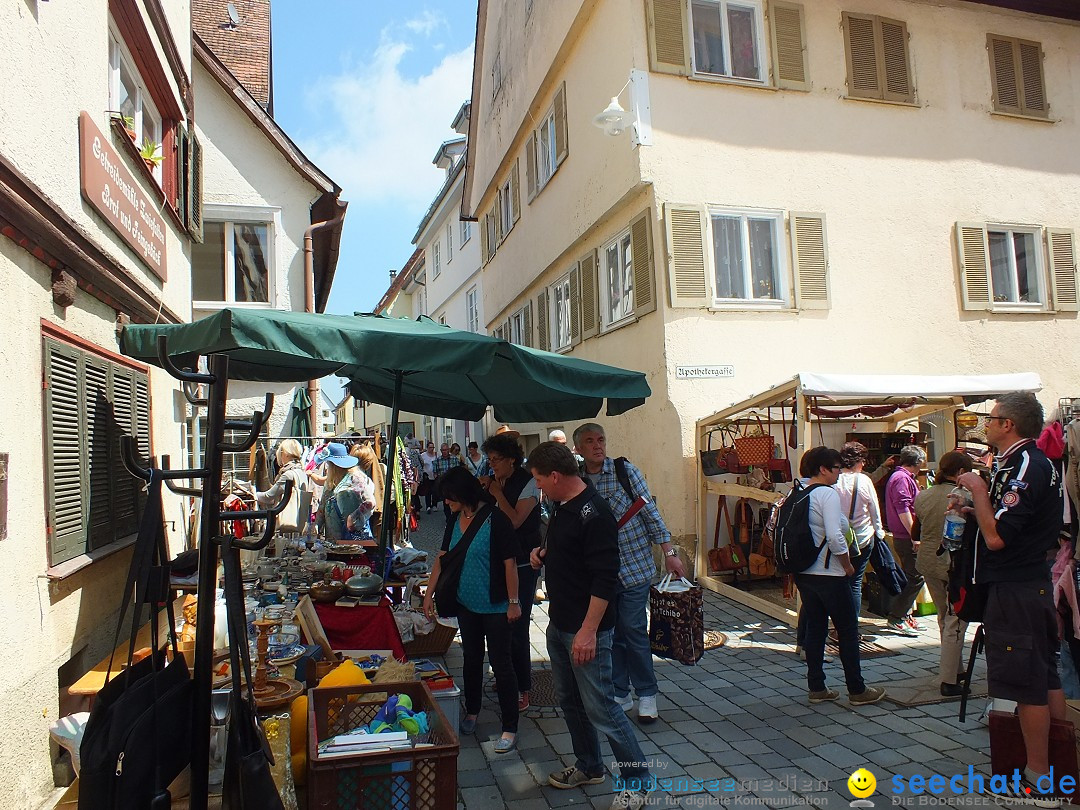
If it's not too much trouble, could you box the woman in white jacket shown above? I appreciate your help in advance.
[255,439,309,532]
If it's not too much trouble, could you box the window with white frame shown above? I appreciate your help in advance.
[689,0,765,82]
[535,108,558,189]
[432,240,441,277]
[987,226,1045,305]
[709,208,786,304]
[460,219,472,245]
[499,178,515,240]
[192,214,274,305]
[509,305,530,346]
[446,222,453,262]
[466,287,480,333]
[109,25,163,175]
[550,276,572,351]
[600,230,635,329]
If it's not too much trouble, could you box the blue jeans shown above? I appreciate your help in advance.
[850,542,873,618]
[611,581,657,699]
[795,573,865,694]
[546,624,650,781]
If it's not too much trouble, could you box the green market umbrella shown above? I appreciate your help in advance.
[288,386,312,439]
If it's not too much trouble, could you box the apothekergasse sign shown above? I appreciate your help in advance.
[676,365,735,380]
[79,111,167,280]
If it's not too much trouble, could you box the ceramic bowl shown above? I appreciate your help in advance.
[266,631,300,659]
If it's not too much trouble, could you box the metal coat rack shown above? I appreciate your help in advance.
[119,336,293,810]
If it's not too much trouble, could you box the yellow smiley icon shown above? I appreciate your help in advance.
[848,768,876,799]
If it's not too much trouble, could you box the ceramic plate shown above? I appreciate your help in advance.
[268,645,306,666]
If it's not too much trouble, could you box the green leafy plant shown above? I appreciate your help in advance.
[112,112,137,140]
[139,137,163,167]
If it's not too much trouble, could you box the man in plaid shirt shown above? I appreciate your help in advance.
[432,443,461,519]
[573,423,686,724]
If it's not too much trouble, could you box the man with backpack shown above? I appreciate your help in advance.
[574,423,684,724]
[778,446,886,706]
[956,392,1064,806]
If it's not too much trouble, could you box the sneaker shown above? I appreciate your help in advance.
[808,688,840,704]
[638,694,658,723]
[849,686,887,706]
[992,773,1062,808]
[548,765,606,790]
[534,588,545,603]
[611,788,650,809]
[518,691,530,711]
[886,619,919,637]
[904,614,925,632]
[615,693,634,712]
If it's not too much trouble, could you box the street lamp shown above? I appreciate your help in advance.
[590,69,653,146]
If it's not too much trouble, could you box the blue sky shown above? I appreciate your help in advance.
[271,1,476,400]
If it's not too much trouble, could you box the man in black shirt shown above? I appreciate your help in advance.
[958,392,1064,807]
[528,442,652,810]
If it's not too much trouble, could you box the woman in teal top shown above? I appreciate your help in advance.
[424,467,520,751]
[314,442,376,541]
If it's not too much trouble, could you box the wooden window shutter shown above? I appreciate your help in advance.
[790,213,830,310]
[511,161,521,226]
[954,222,992,311]
[630,209,657,318]
[989,35,1047,117]
[1018,40,1047,116]
[569,263,582,346]
[880,18,913,104]
[187,131,204,243]
[522,301,534,347]
[554,83,568,167]
[1048,228,1079,312]
[109,368,140,544]
[843,12,881,99]
[481,212,491,264]
[770,1,809,91]
[580,249,599,340]
[664,203,711,308]
[134,372,150,516]
[646,0,690,76]
[494,196,504,244]
[525,134,538,201]
[85,358,114,550]
[989,36,1021,114]
[43,340,86,566]
[536,290,550,351]
[176,125,189,227]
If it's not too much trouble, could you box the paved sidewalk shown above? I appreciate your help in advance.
[405,510,993,810]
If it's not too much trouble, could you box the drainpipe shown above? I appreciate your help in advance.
[304,211,345,435]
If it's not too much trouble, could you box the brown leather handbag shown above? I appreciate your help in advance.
[708,495,746,573]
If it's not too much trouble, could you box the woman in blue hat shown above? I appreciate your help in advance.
[315,442,377,542]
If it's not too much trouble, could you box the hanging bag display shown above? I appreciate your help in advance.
[79,471,193,810]
[699,429,728,477]
[649,575,704,665]
[734,413,776,469]
[708,495,745,573]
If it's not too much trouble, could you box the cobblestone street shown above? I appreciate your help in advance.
[405,509,993,809]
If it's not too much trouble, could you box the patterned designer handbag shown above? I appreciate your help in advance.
[734,413,776,468]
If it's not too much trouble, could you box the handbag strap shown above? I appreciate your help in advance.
[713,495,733,549]
[221,537,257,702]
[848,477,859,521]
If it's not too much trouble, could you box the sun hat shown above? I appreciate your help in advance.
[315,442,358,469]
[494,425,520,439]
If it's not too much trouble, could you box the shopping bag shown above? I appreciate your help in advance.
[989,711,1078,789]
[649,575,704,666]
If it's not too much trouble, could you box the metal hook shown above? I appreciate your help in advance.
[119,435,152,481]
[182,381,208,408]
[160,456,205,497]
[219,394,274,453]
[156,335,213,385]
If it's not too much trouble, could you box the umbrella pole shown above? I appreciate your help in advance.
[377,370,404,566]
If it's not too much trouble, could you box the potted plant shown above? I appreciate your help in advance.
[111,113,137,142]
[139,138,163,172]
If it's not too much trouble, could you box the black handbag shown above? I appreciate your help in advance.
[700,430,728,476]
[432,505,491,617]
[221,539,285,810]
[79,471,193,810]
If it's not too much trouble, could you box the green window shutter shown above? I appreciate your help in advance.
[85,358,114,550]
[664,203,711,308]
[790,213,830,310]
[134,372,151,517]
[955,222,992,311]
[580,249,599,340]
[536,290,549,351]
[569,263,582,347]
[646,0,690,76]
[1048,228,1079,312]
[771,1,809,91]
[631,209,657,318]
[176,125,189,228]
[110,368,139,543]
[188,131,204,243]
[554,83,568,167]
[44,340,86,566]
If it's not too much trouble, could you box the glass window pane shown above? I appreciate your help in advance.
[605,244,621,323]
[119,59,138,128]
[748,219,778,299]
[234,223,269,303]
[727,5,760,80]
[987,230,1012,302]
[692,0,725,76]
[191,222,226,301]
[1013,231,1037,303]
[713,216,746,298]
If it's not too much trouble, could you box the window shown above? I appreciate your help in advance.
[601,230,635,328]
[536,111,557,188]
[526,84,568,201]
[446,223,453,262]
[988,35,1048,119]
[988,227,1042,305]
[460,219,472,245]
[499,176,516,240]
[192,215,274,306]
[841,12,915,104]
[466,287,480,333]
[550,276,573,351]
[432,240,441,278]
[43,334,150,567]
[690,0,765,82]
[186,418,267,487]
[508,303,532,347]
[109,26,163,179]
[709,209,785,304]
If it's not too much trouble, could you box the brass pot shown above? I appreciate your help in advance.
[309,572,344,604]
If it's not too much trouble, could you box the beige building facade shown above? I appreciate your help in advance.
[464,0,1080,560]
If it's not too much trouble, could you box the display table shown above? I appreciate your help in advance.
[312,598,405,659]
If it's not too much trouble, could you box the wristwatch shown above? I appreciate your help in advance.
[664,548,679,557]
[509,598,520,605]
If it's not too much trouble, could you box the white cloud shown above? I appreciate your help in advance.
[404,10,446,37]
[301,28,473,210]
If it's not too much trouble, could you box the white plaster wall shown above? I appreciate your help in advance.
[0,1,192,319]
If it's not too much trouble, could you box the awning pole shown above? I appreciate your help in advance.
[377,370,404,564]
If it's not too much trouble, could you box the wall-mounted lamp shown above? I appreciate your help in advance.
[591,69,653,147]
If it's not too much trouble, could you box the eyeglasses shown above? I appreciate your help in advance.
[487,455,505,464]
[985,415,1010,424]
[829,465,841,471]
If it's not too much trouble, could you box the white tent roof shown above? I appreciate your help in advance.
[798,372,1042,399]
